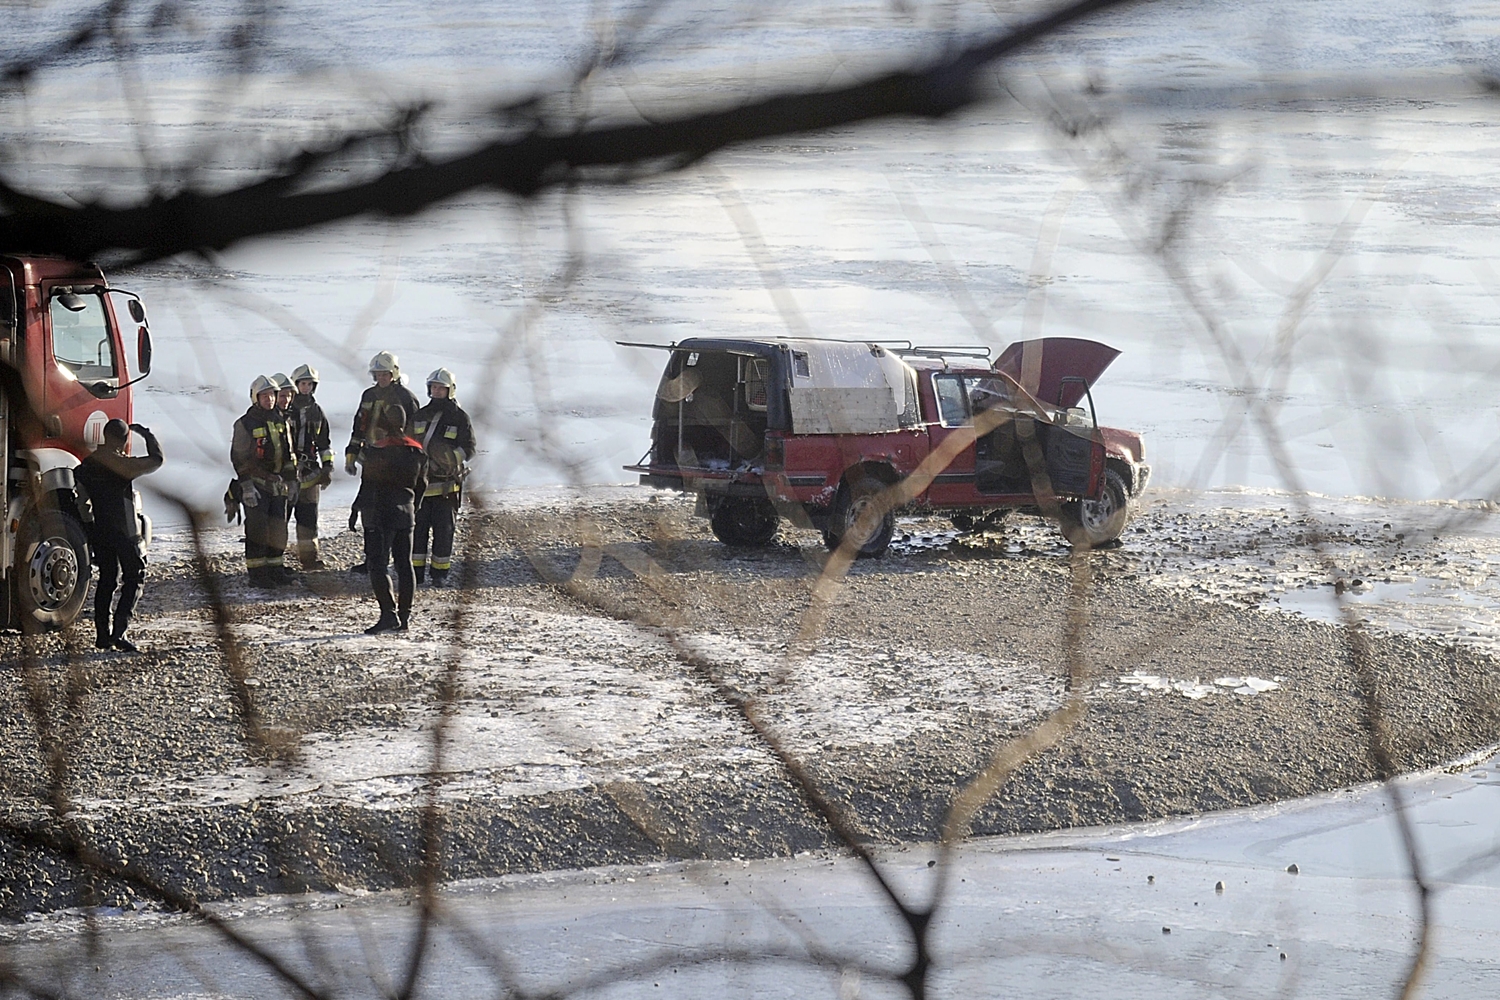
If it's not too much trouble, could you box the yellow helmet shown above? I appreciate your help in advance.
[368,351,400,377]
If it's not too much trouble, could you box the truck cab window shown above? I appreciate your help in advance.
[966,377,1013,414]
[933,374,969,427]
[50,292,116,380]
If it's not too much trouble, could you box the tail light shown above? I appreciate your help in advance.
[763,434,784,470]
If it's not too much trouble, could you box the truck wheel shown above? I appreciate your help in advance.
[15,511,91,629]
[710,498,780,547]
[823,476,895,558]
[1058,469,1131,548]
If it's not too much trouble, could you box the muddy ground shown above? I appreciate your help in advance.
[3,488,1499,921]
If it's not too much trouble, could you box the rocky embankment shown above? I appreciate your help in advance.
[3,487,1498,921]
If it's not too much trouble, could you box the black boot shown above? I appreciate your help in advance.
[95,626,113,650]
[430,569,448,588]
[349,562,367,574]
[413,564,426,584]
[364,610,401,635]
[248,567,276,589]
[111,635,139,653]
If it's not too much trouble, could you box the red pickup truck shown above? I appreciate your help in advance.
[625,336,1148,557]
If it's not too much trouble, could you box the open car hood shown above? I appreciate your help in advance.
[993,338,1121,409]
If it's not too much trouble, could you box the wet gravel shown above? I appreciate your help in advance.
[3,487,1499,921]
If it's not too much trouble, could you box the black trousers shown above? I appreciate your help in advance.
[95,539,145,638]
[363,503,415,617]
[244,492,288,571]
[413,494,458,572]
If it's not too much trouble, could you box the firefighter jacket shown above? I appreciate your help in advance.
[355,434,428,523]
[411,398,475,497]
[346,382,422,465]
[231,404,296,491]
[290,393,334,487]
[75,429,163,545]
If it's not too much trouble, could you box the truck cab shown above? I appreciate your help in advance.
[626,336,1148,557]
[1,254,154,629]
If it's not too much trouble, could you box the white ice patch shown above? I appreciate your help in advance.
[108,603,1062,814]
[1117,671,1282,700]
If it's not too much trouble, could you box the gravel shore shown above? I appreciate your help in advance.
[3,487,1498,921]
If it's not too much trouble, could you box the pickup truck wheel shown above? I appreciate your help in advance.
[824,476,895,558]
[1059,468,1131,548]
[710,498,780,547]
[15,511,91,629]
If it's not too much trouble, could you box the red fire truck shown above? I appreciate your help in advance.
[2,254,154,629]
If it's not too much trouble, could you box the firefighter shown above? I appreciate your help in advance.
[271,372,295,415]
[288,363,335,569]
[356,404,427,634]
[411,367,476,586]
[345,351,421,477]
[232,374,298,587]
[75,419,163,652]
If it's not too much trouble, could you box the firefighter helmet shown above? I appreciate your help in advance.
[292,363,319,385]
[270,372,293,391]
[368,351,400,377]
[249,374,276,402]
[426,367,457,399]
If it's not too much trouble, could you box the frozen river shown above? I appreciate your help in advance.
[9,0,1500,520]
[8,748,1500,998]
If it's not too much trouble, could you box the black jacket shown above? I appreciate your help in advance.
[346,382,422,463]
[290,392,333,482]
[411,398,476,494]
[76,429,163,544]
[356,435,428,520]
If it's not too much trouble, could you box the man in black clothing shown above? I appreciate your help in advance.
[74,418,163,652]
[289,364,335,569]
[411,367,476,586]
[357,404,427,635]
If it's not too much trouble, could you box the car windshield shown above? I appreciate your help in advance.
[50,292,116,380]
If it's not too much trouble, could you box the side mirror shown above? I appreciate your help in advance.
[127,299,146,324]
[56,291,86,312]
[137,326,152,376]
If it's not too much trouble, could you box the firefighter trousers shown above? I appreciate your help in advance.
[413,493,458,578]
[94,540,145,640]
[364,504,415,618]
[244,493,289,573]
[292,499,322,566]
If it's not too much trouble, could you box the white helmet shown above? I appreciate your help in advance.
[270,372,293,392]
[426,367,457,398]
[292,363,320,385]
[368,351,400,377]
[249,374,276,402]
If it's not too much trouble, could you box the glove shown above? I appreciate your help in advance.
[345,455,358,476]
[317,463,333,488]
[223,491,241,525]
[241,480,260,509]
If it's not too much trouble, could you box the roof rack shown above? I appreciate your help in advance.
[893,345,993,361]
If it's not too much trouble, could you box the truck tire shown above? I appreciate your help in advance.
[710,497,780,547]
[1058,468,1131,548]
[823,475,895,558]
[15,511,91,629]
